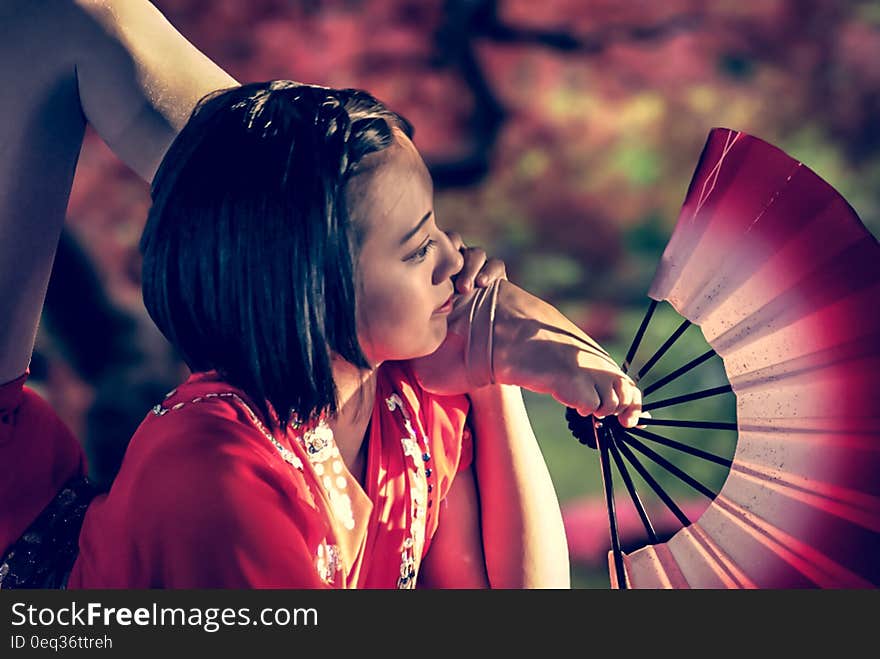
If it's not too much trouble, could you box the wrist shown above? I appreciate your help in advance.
[466,382,506,405]
[490,280,557,386]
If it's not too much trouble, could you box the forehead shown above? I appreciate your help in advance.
[347,129,433,239]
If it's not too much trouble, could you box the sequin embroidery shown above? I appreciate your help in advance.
[385,393,431,589]
[315,541,341,586]
[301,421,335,463]
[297,420,356,533]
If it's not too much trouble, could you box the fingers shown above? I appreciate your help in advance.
[477,257,507,286]
[455,245,487,294]
[593,384,620,419]
[570,389,601,419]
[553,378,605,419]
[565,374,644,429]
[446,230,508,294]
[615,378,643,429]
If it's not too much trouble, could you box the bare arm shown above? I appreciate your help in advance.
[467,383,571,588]
[0,0,238,384]
[418,464,490,588]
[419,383,570,589]
[73,0,239,181]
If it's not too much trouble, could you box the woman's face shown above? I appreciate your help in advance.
[351,129,464,365]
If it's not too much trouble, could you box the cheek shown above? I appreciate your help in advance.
[357,270,447,362]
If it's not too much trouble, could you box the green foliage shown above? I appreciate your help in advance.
[611,142,663,187]
[624,212,669,258]
[518,254,586,298]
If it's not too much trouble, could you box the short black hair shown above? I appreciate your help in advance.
[140,81,413,429]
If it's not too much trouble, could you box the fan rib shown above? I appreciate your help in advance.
[626,426,732,467]
[614,436,692,527]
[731,460,880,532]
[642,348,717,397]
[597,428,628,589]
[642,384,733,412]
[622,299,657,375]
[711,495,875,588]
[641,418,737,431]
[622,544,689,589]
[636,318,691,382]
[674,525,757,588]
[607,434,659,542]
[617,432,717,499]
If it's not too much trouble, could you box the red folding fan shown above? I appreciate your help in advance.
[566,128,880,588]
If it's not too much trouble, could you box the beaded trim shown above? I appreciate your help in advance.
[151,392,304,471]
[385,393,431,589]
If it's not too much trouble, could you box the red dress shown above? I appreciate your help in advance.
[0,371,87,554]
[0,361,471,588]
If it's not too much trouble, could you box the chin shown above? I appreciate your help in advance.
[400,328,450,362]
[426,320,449,353]
[367,318,449,363]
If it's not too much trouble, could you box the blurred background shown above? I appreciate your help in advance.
[31,0,880,588]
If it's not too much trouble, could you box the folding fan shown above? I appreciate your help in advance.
[566,127,880,588]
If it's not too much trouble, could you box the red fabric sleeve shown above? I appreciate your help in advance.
[69,411,332,589]
[146,455,331,589]
[0,372,86,553]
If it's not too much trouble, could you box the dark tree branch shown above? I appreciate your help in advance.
[424,0,705,188]
[477,4,704,54]
[424,0,507,188]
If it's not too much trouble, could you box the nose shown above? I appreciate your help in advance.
[434,232,464,284]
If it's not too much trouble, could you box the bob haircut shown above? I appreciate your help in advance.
[140,80,413,429]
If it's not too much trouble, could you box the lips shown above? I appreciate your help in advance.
[434,291,455,313]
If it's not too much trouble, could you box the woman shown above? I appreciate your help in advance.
[0,0,642,588]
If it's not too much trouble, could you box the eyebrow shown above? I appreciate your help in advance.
[398,211,433,246]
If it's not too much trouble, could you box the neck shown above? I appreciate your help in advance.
[331,358,378,422]
[327,357,379,478]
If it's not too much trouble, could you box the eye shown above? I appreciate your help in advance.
[405,239,438,263]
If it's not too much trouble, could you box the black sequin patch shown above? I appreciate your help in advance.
[0,476,97,589]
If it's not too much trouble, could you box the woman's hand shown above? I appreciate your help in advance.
[490,281,643,429]
[520,341,644,430]
[445,231,507,294]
